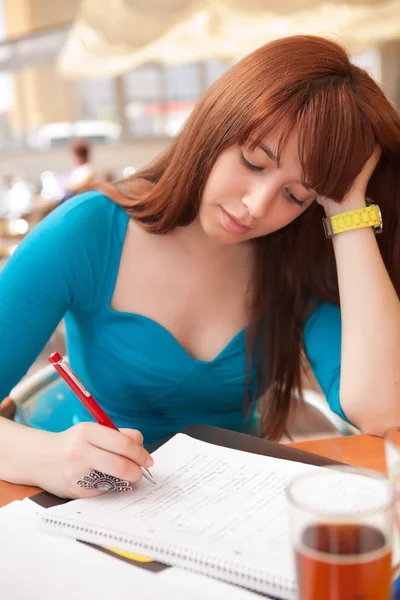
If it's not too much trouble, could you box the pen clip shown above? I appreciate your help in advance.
[57,358,91,397]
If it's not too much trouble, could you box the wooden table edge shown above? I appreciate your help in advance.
[289,433,386,474]
[0,481,41,508]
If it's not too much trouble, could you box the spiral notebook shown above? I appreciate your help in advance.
[39,433,325,599]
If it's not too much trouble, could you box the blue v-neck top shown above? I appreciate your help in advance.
[0,192,345,443]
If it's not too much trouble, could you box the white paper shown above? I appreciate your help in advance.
[0,500,262,600]
[41,434,323,591]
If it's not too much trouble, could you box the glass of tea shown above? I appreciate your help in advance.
[286,466,395,600]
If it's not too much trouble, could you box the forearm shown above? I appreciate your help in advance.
[333,227,400,433]
[0,417,56,486]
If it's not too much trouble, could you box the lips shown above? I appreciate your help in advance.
[221,208,253,230]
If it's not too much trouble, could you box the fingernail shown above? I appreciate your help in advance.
[144,456,154,468]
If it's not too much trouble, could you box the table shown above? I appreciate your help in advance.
[291,433,386,474]
[0,433,386,509]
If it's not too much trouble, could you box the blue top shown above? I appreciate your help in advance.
[0,191,346,443]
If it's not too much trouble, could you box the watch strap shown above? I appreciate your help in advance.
[322,204,382,238]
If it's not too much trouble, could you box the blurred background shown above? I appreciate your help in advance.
[0,0,398,206]
[0,0,399,439]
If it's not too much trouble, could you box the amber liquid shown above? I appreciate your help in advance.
[295,523,392,600]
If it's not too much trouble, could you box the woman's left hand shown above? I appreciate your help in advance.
[317,146,381,217]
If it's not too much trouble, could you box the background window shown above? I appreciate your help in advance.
[78,78,118,122]
[124,65,163,137]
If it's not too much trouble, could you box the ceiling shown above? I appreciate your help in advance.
[57,0,400,78]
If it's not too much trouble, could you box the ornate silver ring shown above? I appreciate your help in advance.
[76,469,132,492]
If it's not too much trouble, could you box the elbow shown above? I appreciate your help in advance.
[341,395,400,438]
[357,420,392,438]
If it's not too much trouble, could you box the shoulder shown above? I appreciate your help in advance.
[32,190,128,246]
[3,191,129,310]
[0,192,128,314]
[48,190,123,225]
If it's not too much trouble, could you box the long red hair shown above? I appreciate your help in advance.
[100,35,400,439]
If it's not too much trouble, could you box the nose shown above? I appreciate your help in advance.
[241,182,277,219]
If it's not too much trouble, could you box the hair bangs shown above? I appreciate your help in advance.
[235,99,300,164]
[296,80,377,201]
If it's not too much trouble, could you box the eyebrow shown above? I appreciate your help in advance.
[258,143,313,191]
[258,143,278,163]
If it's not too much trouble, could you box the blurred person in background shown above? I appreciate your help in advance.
[103,170,116,183]
[0,35,399,499]
[63,140,96,200]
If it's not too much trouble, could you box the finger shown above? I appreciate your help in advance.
[365,145,381,173]
[316,194,333,205]
[80,422,153,467]
[85,446,143,483]
[70,485,108,500]
[357,146,382,185]
[119,428,144,446]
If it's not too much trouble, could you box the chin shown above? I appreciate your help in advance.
[210,229,247,246]
[200,214,248,245]
[201,221,230,243]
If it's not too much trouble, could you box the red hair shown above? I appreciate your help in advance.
[99,35,400,439]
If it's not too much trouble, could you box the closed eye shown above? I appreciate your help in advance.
[239,152,264,173]
[285,188,307,209]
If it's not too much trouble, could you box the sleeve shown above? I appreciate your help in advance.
[0,191,112,400]
[303,301,350,422]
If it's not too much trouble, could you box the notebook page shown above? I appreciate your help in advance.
[0,500,262,600]
[43,434,324,579]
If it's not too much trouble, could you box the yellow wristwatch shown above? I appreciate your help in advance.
[322,204,383,238]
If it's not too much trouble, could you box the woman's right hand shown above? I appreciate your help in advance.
[36,422,153,499]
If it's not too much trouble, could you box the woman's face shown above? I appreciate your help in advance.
[199,131,317,245]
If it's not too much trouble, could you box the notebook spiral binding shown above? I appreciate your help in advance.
[41,515,295,599]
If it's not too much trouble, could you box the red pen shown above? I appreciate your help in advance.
[48,352,155,485]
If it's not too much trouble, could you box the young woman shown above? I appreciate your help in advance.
[0,35,399,499]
